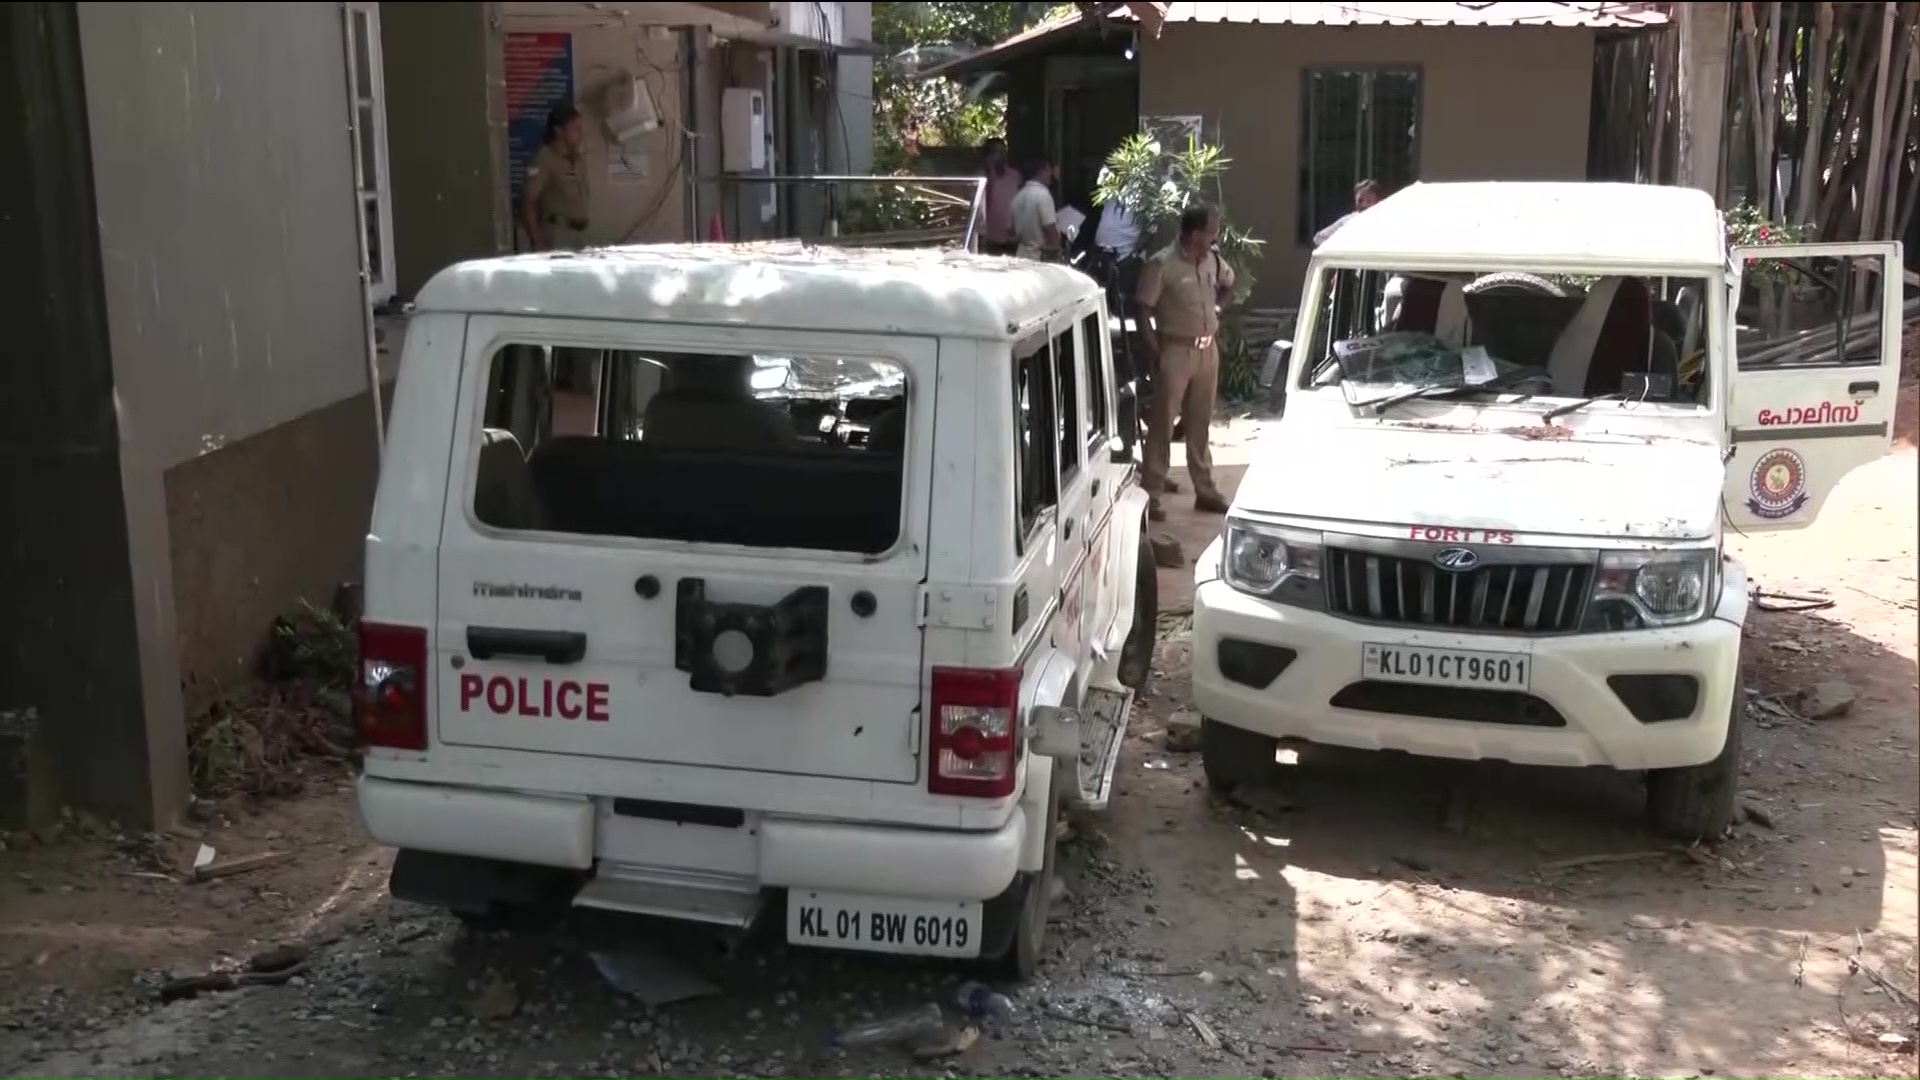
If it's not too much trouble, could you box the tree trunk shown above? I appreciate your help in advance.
[1859,1,1899,240]
[1794,2,1834,224]
[1880,7,1916,239]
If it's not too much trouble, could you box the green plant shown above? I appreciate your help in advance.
[1725,201,1815,287]
[1095,130,1268,402]
[1093,132,1265,304]
[872,3,1052,171]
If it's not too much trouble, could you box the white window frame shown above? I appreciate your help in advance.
[344,0,396,305]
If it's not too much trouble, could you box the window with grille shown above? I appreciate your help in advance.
[1298,68,1422,244]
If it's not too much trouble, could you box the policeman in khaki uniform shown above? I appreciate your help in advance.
[1135,202,1235,523]
[519,103,597,415]
[519,104,591,251]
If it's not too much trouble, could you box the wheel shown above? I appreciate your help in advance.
[1463,271,1569,297]
[1201,717,1278,792]
[1646,682,1745,841]
[1117,532,1158,692]
[989,762,1068,981]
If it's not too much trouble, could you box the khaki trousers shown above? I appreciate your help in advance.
[1143,340,1221,510]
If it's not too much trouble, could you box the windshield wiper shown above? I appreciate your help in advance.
[1541,390,1635,422]
[1354,376,1530,414]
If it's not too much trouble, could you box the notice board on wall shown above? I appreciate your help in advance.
[505,31,576,218]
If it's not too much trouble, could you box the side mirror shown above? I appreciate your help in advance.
[1027,704,1080,763]
[1258,339,1293,389]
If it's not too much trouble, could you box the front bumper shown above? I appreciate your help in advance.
[1190,571,1740,772]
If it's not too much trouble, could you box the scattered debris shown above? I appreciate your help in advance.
[588,945,720,1007]
[156,959,310,1003]
[1795,680,1859,721]
[1538,849,1676,872]
[469,972,519,1020]
[1742,801,1778,829]
[190,850,292,884]
[1626,913,1680,931]
[187,598,359,800]
[247,942,309,974]
[1184,1010,1221,1050]
[831,1003,947,1051]
[1150,535,1185,569]
[911,1023,979,1060]
[1163,711,1203,753]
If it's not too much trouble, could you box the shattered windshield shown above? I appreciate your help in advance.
[1301,267,1714,410]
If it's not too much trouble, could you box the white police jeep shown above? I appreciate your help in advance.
[1199,182,1902,840]
[354,242,1156,977]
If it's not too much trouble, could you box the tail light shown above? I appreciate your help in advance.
[928,666,1022,798]
[356,621,428,751]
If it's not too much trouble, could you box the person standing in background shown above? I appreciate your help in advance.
[1136,202,1234,523]
[519,103,597,430]
[520,104,591,252]
[978,138,1022,256]
[1010,157,1061,261]
[1313,177,1384,246]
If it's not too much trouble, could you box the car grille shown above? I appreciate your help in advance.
[1324,547,1593,634]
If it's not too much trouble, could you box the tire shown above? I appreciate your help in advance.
[1463,271,1569,297]
[1646,682,1745,841]
[1117,532,1158,692]
[989,762,1068,981]
[1200,717,1278,792]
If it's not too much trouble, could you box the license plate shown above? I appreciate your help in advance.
[786,890,982,958]
[1362,642,1530,691]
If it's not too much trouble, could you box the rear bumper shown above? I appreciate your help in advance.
[358,774,1027,902]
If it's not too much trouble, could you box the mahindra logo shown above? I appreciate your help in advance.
[1433,547,1480,572]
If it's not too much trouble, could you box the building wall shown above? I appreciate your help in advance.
[1140,23,1596,305]
[77,1,381,698]
[501,8,692,245]
[1,1,185,827]
[383,1,507,298]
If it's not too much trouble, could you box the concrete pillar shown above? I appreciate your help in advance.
[0,2,188,829]
[1677,1,1733,199]
[831,1,873,175]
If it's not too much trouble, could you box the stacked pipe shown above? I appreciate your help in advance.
[1741,296,1920,367]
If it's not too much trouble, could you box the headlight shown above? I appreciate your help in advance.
[1585,549,1717,629]
[1222,519,1323,603]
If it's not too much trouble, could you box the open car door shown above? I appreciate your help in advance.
[1724,241,1905,533]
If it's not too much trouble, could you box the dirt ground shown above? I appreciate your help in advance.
[2,409,1915,1079]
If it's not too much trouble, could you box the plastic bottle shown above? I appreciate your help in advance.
[827,1002,948,1051]
[953,980,1016,1026]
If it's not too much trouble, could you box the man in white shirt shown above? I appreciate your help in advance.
[1092,197,1142,256]
[1009,158,1060,260]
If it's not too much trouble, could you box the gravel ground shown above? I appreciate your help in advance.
[2,425,1915,1080]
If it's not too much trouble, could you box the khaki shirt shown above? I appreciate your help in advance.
[528,143,590,228]
[1136,243,1233,338]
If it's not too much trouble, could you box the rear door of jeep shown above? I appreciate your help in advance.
[434,315,931,786]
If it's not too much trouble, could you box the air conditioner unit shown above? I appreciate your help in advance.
[601,75,660,147]
[722,87,767,173]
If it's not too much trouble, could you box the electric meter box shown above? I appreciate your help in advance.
[601,75,660,146]
[721,87,768,173]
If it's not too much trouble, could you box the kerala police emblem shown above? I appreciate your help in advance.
[1746,447,1810,520]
